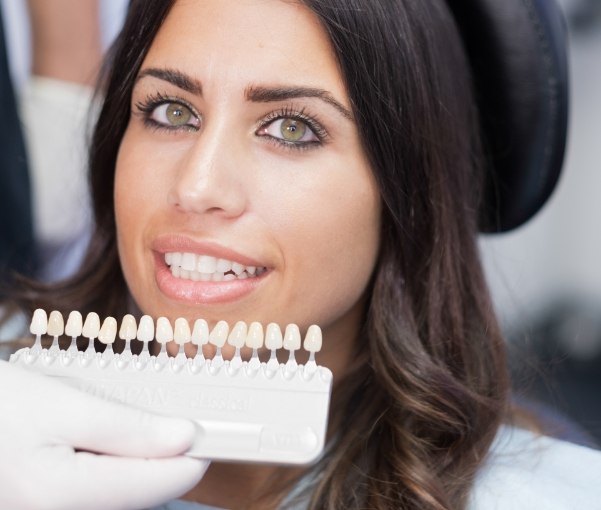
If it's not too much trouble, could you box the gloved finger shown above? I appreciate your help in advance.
[53,397,198,458]
[20,451,209,510]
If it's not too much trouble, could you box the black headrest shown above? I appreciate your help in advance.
[448,0,569,232]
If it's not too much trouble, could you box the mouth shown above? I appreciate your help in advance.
[165,252,268,282]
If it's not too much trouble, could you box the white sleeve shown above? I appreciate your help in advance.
[469,426,601,510]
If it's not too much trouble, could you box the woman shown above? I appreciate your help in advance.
[2,0,599,509]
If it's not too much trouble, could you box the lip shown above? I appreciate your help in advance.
[152,234,269,305]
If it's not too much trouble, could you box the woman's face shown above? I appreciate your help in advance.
[115,0,381,361]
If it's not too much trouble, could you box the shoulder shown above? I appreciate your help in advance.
[468,425,601,510]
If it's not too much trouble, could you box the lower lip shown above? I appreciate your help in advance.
[154,253,265,305]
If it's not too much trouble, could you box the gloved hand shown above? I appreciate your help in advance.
[0,360,209,510]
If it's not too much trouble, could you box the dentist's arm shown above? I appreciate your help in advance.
[0,360,208,510]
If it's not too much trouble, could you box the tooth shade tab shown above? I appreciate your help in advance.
[209,320,229,348]
[30,309,48,336]
[82,312,100,339]
[118,314,137,341]
[246,322,264,349]
[303,325,322,353]
[174,318,191,345]
[156,317,174,344]
[47,311,65,337]
[265,323,283,350]
[98,317,118,344]
[191,319,209,345]
[228,321,247,348]
[136,315,155,343]
[283,324,301,351]
[65,311,83,337]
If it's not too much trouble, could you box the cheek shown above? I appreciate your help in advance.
[271,164,381,328]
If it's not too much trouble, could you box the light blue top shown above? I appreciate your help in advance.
[155,426,601,510]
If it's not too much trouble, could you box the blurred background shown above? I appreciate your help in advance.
[1,0,600,442]
[481,0,601,444]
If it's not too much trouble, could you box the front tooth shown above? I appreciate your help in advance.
[200,272,212,281]
[283,324,301,350]
[47,310,65,337]
[303,325,322,352]
[232,262,244,275]
[174,318,191,345]
[156,317,174,344]
[30,309,48,335]
[209,320,229,347]
[198,255,218,273]
[98,317,117,344]
[180,269,190,279]
[212,272,224,282]
[216,258,232,272]
[246,266,257,275]
[181,252,197,271]
[82,312,100,339]
[190,271,200,281]
[191,319,209,345]
[171,252,182,267]
[246,322,264,349]
[265,322,283,349]
[165,252,173,265]
[65,311,83,337]
[137,315,155,343]
[172,266,181,278]
[119,314,137,341]
[228,321,248,348]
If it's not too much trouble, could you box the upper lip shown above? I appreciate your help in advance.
[152,234,267,268]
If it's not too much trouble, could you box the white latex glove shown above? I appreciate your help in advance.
[0,360,209,510]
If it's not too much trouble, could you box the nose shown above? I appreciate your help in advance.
[168,125,248,219]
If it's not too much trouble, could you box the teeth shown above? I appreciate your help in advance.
[209,320,229,347]
[30,308,48,336]
[82,312,100,339]
[228,321,248,348]
[265,323,283,350]
[303,325,322,352]
[156,316,174,344]
[181,252,196,271]
[98,317,117,344]
[65,311,83,337]
[216,258,232,272]
[198,255,217,273]
[246,322,264,349]
[136,315,155,343]
[47,310,65,337]
[283,324,301,351]
[174,318,191,345]
[165,252,266,282]
[191,319,210,345]
[119,314,137,341]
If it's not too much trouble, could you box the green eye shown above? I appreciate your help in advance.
[165,103,193,126]
[147,101,200,130]
[280,118,307,142]
[259,117,319,145]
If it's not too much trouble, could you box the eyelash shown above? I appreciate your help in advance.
[257,107,328,151]
[134,92,200,133]
[133,94,329,150]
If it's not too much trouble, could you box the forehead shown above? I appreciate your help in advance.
[143,0,346,95]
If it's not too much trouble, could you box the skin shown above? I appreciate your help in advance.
[114,0,381,507]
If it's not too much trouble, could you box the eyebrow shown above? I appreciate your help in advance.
[135,67,353,120]
[245,85,353,120]
[136,67,203,95]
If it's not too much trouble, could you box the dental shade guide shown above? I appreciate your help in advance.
[10,309,333,466]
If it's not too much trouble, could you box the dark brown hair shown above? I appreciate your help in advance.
[13,1,509,508]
